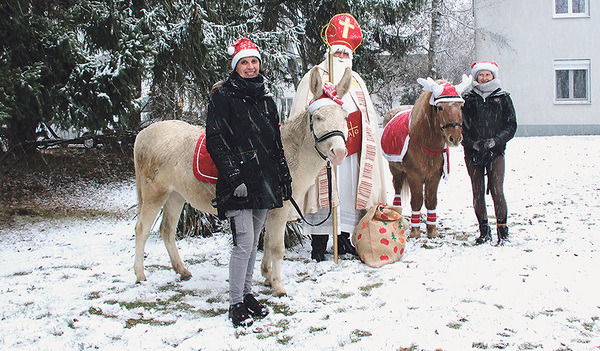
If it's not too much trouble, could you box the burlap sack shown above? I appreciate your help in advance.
[352,203,408,268]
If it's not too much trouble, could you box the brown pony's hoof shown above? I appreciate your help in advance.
[426,225,439,238]
[409,227,421,238]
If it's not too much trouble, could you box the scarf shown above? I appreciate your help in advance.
[228,72,269,100]
[472,78,502,100]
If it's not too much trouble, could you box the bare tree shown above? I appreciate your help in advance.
[372,0,474,115]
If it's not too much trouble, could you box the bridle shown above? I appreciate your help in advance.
[432,104,463,132]
[441,122,463,131]
[289,107,346,227]
[309,112,347,160]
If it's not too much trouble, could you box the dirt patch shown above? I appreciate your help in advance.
[0,147,134,226]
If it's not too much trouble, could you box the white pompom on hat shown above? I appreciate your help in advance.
[471,61,499,78]
[228,37,261,70]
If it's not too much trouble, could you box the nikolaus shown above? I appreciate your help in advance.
[288,13,388,261]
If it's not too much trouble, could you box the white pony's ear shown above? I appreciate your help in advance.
[336,67,352,98]
[309,67,323,97]
[455,74,472,95]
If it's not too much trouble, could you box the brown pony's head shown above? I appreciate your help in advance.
[416,75,472,147]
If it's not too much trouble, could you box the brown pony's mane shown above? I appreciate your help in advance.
[409,79,449,129]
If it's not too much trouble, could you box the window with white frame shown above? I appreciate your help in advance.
[554,60,591,104]
[554,0,589,17]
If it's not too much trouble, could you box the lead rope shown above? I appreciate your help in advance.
[289,160,333,226]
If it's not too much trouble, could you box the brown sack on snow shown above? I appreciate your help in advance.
[352,204,408,268]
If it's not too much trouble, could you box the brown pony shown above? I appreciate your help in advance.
[382,76,471,238]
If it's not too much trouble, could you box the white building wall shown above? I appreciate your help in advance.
[474,0,600,135]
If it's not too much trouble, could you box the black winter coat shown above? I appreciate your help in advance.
[206,72,291,218]
[462,88,517,166]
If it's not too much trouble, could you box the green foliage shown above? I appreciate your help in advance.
[0,0,426,154]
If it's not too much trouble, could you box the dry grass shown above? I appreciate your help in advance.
[0,146,134,227]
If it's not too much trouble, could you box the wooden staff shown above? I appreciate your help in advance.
[322,24,339,264]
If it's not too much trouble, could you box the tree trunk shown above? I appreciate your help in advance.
[428,0,443,79]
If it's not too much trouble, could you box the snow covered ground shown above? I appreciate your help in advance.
[0,135,599,350]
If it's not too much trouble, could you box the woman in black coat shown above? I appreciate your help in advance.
[205,38,292,327]
[462,61,517,246]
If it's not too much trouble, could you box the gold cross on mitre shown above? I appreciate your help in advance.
[338,17,355,38]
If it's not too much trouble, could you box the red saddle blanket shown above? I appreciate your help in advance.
[381,109,450,180]
[193,132,218,184]
[381,109,411,162]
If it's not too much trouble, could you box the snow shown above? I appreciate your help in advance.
[1,135,599,350]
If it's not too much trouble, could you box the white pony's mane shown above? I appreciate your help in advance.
[280,108,309,171]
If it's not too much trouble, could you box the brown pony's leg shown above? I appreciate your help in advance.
[424,175,442,238]
[160,192,192,280]
[408,177,424,238]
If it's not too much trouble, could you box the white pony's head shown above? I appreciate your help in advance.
[307,66,352,165]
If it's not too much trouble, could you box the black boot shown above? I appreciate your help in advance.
[496,224,509,246]
[475,223,492,245]
[311,234,328,262]
[244,294,269,318]
[229,302,253,327]
[338,232,358,256]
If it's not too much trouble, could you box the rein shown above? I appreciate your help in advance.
[288,112,345,226]
[289,160,334,227]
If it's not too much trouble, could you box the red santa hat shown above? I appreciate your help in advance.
[308,82,348,114]
[417,75,472,106]
[228,37,261,70]
[324,13,363,56]
[471,61,499,78]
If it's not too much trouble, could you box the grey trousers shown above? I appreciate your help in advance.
[226,208,268,305]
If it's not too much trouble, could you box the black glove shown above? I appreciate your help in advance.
[482,138,497,151]
[473,139,485,151]
[281,181,292,201]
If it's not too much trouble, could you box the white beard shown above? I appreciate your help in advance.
[325,56,353,84]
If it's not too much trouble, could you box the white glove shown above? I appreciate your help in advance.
[233,183,248,197]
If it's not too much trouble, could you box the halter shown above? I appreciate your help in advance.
[440,122,463,131]
[309,113,347,160]
[308,83,348,161]
[431,104,463,131]
[289,89,347,227]
[289,111,344,227]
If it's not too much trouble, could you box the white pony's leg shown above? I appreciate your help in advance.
[134,191,169,283]
[160,192,191,280]
[261,206,289,296]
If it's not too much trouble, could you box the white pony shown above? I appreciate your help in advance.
[133,67,352,296]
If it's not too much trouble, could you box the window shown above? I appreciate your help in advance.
[554,60,591,104]
[554,0,589,17]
